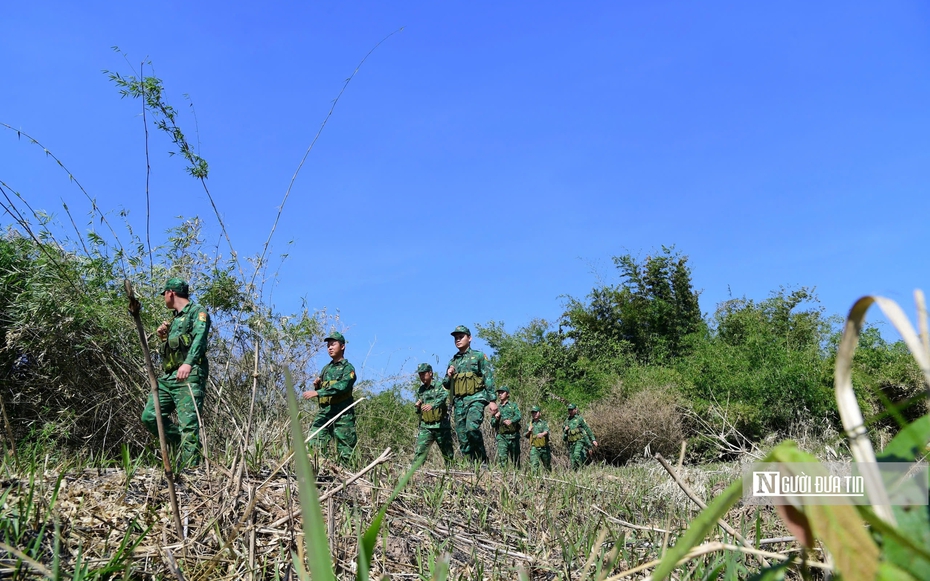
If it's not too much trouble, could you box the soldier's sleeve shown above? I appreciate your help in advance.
[511,403,522,424]
[539,419,549,434]
[184,307,211,367]
[441,359,455,390]
[582,418,596,443]
[562,420,569,442]
[480,353,496,402]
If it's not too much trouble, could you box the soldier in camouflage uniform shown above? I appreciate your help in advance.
[562,403,598,470]
[490,386,521,467]
[443,325,496,464]
[141,277,211,468]
[302,331,357,465]
[525,406,551,472]
[412,363,454,467]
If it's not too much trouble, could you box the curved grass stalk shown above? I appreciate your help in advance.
[834,294,930,525]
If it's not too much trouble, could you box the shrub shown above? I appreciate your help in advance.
[586,386,684,465]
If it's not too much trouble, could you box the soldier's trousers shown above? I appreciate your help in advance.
[308,399,357,465]
[568,440,590,470]
[141,374,205,468]
[496,434,521,467]
[453,397,488,463]
[529,446,551,472]
[413,424,455,466]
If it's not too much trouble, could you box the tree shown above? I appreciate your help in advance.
[560,246,703,365]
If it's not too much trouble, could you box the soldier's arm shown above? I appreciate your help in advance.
[511,404,522,424]
[480,354,496,402]
[184,309,211,367]
[441,361,455,390]
[582,418,597,445]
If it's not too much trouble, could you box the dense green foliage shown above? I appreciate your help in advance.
[478,249,924,459]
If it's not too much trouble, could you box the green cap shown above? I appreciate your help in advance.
[417,363,433,373]
[496,385,510,393]
[324,331,346,344]
[162,277,189,296]
[567,403,577,410]
[531,406,541,413]
[451,325,471,336]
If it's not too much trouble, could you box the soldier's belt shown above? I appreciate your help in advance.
[531,436,548,448]
[452,371,481,396]
[319,392,352,407]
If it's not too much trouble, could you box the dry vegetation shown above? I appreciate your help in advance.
[2,448,799,580]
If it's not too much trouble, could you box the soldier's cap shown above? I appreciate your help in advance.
[417,363,433,373]
[450,325,471,336]
[162,277,189,296]
[496,385,510,393]
[567,403,577,410]
[531,405,541,413]
[324,331,346,344]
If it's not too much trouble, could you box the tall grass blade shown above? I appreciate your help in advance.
[284,369,336,581]
[357,454,425,580]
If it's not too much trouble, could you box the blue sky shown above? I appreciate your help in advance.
[3,2,929,385]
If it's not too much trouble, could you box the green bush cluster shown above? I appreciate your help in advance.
[477,248,922,460]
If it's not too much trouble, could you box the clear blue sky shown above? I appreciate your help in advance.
[3,1,929,385]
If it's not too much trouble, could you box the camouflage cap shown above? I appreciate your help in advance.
[567,403,577,410]
[531,406,541,413]
[450,325,471,336]
[496,385,510,393]
[162,277,189,296]
[324,331,346,344]
[417,363,433,373]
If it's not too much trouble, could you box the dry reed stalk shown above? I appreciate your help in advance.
[124,279,184,541]
[654,453,768,567]
[591,505,672,534]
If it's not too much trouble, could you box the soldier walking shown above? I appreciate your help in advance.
[562,403,598,470]
[141,277,211,468]
[490,386,521,467]
[443,325,496,464]
[412,363,455,467]
[525,406,552,472]
[302,332,357,465]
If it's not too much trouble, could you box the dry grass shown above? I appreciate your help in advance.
[586,387,684,465]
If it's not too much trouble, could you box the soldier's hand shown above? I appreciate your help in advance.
[421,403,433,412]
[312,377,322,388]
[592,440,599,447]
[414,399,422,408]
[447,365,455,376]
[176,363,192,380]
[302,390,318,400]
[503,419,511,425]
[157,321,170,340]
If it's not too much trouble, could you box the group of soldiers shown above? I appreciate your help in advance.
[140,278,598,472]
[411,326,599,472]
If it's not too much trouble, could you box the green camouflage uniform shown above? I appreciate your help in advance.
[141,284,211,468]
[413,373,454,466]
[308,357,357,464]
[563,412,596,470]
[491,398,522,466]
[443,344,496,463]
[527,417,552,472]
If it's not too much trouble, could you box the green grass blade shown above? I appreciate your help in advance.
[285,370,336,581]
[357,454,426,581]
[652,478,743,580]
